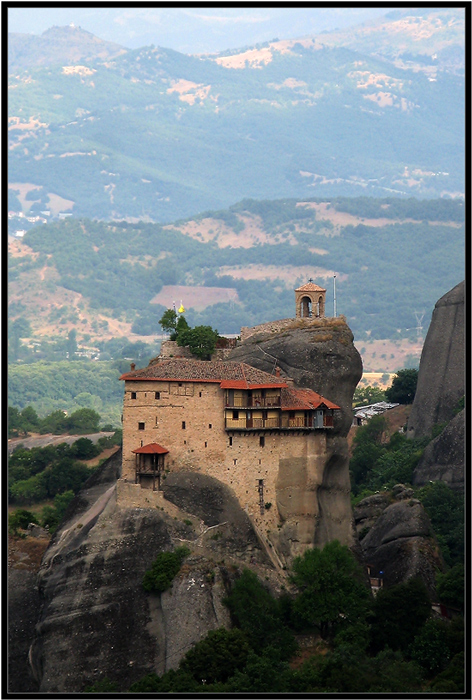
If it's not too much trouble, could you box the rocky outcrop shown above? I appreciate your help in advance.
[354,485,444,597]
[407,281,464,440]
[413,409,465,492]
[228,316,362,555]
[407,281,465,491]
[27,452,278,693]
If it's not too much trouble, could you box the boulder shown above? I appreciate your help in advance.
[358,494,444,596]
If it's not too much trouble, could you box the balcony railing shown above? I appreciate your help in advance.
[226,397,281,408]
[225,416,334,430]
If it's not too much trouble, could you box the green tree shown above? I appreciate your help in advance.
[417,481,464,566]
[8,508,39,535]
[159,308,178,335]
[385,368,418,404]
[177,325,219,360]
[409,618,449,676]
[436,564,464,612]
[66,408,101,434]
[290,541,371,640]
[223,568,296,658]
[180,627,251,685]
[70,437,100,460]
[349,415,387,493]
[370,577,431,654]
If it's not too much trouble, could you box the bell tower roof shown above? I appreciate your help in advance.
[295,281,326,293]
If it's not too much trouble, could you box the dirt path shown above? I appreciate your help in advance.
[8,431,114,454]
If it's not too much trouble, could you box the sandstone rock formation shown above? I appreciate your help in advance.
[407,281,465,490]
[407,280,464,440]
[413,409,465,492]
[228,317,363,557]
[354,485,444,597]
[26,451,279,693]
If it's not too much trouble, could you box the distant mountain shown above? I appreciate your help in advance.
[8,25,126,72]
[317,7,465,74]
[8,8,465,223]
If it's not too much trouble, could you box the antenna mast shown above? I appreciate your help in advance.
[333,274,337,318]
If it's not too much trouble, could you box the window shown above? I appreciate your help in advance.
[199,392,202,397]
[205,442,208,448]
[209,424,212,429]
[232,410,239,420]
[229,437,233,446]
[138,422,145,430]
[182,421,186,429]
[131,392,137,400]
[155,391,160,400]
[260,436,265,447]
[233,459,237,465]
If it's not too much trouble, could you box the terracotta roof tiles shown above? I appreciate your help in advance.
[120,358,288,389]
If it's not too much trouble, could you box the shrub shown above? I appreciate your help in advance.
[142,546,190,593]
[8,508,38,534]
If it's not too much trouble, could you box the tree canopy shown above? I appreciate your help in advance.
[385,368,418,404]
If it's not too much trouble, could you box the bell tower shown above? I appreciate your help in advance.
[295,279,326,318]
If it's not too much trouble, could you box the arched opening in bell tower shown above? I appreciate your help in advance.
[300,296,312,317]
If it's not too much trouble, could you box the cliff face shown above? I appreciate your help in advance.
[407,281,465,490]
[27,452,279,693]
[228,317,363,556]
[407,281,464,439]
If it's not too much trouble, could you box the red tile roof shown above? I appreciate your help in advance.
[281,387,340,411]
[295,282,326,292]
[132,443,169,455]
[120,358,288,389]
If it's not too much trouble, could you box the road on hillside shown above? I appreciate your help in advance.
[7,432,115,454]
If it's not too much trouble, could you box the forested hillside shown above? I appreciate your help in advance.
[9,196,464,342]
[8,8,464,222]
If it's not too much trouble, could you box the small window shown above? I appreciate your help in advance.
[155,391,160,400]
[138,422,145,430]
[209,424,212,429]
[182,421,186,430]
[178,382,183,387]
[260,436,265,447]
[199,392,202,397]
[140,440,143,447]
[131,392,137,400]
[232,410,239,420]
[233,459,237,465]
[229,437,233,446]
[205,441,208,448]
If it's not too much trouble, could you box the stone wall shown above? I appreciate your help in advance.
[122,377,335,563]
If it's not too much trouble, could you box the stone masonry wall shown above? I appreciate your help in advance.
[122,378,329,541]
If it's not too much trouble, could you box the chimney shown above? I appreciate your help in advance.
[275,366,281,378]
[130,362,136,371]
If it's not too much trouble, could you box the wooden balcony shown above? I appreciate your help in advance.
[225,397,281,408]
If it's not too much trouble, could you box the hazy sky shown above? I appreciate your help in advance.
[7,6,389,53]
